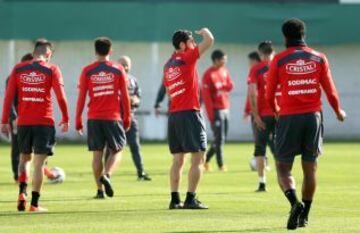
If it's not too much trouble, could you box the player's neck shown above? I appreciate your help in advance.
[33,55,47,62]
[96,55,110,62]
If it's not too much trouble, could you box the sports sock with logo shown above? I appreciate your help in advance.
[302,199,312,218]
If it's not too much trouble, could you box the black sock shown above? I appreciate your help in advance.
[284,189,299,207]
[185,192,196,203]
[19,182,27,195]
[97,189,104,194]
[171,192,181,204]
[259,183,266,189]
[302,199,312,219]
[31,191,40,207]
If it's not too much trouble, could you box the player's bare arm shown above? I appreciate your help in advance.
[195,28,214,56]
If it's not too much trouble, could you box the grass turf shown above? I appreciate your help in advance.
[0,142,359,233]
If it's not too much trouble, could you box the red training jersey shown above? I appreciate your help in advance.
[163,47,200,113]
[201,66,234,122]
[75,61,131,130]
[266,46,341,116]
[248,60,274,116]
[1,60,69,126]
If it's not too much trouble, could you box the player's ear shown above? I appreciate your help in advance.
[109,49,113,56]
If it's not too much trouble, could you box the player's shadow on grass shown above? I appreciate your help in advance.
[0,208,164,217]
[165,228,283,233]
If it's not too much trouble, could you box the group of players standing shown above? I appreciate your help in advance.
[1,18,346,230]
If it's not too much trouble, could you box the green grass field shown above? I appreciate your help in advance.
[0,142,359,233]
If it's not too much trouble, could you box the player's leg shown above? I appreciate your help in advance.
[299,161,317,227]
[31,154,48,211]
[254,117,268,192]
[16,125,34,211]
[298,112,323,227]
[101,120,126,198]
[169,153,186,209]
[126,118,150,181]
[10,123,20,182]
[183,111,208,209]
[17,153,31,211]
[183,152,207,209]
[213,110,226,170]
[87,120,106,198]
[275,115,305,230]
[92,150,104,194]
[205,143,215,171]
[29,125,56,212]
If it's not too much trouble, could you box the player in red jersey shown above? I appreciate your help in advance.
[202,49,233,172]
[164,28,214,209]
[75,37,131,199]
[1,39,70,212]
[266,19,346,230]
[243,51,261,123]
[248,42,276,192]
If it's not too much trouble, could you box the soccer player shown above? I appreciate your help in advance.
[164,28,214,209]
[266,18,346,230]
[4,53,33,182]
[104,55,151,181]
[202,49,233,172]
[1,39,70,212]
[76,37,131,199]
[243,51,261,122]
[248,42,276,192]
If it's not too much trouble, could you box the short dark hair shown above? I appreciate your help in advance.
[21,53,33,62]
[34,38,53,55]
[172,30,192,50]
[248,51,261,62]
[211,49,226,62]
[95,37,112,56]
[282,18,306,40]
[258,41,273,55]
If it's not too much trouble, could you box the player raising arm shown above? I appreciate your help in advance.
[164,28,214,210]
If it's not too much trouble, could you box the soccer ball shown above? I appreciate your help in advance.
[249,157,271,172]
[249,157,257,171]
[49,167,66,184]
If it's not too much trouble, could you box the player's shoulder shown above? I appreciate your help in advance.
[303,47,327,61]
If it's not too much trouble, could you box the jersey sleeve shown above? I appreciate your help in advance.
[52,66,69,123]
[266,58,280,114]
[1,68,18,124]
[119,67,131,128]
[201,70,215,122]
[184,47,200,65]
[75,68,88,130]
[154,82,166,108]
[223,71,234,92]
[320,55,341,114]
[247,65,258,84]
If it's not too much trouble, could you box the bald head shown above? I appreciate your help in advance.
[118,56,131,73]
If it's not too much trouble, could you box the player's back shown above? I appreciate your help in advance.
[80,60,125,120]
[163,47,200,113]
[273,46,327,115]
[11,60,61,126]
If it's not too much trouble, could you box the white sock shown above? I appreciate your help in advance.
[259,176,266,184]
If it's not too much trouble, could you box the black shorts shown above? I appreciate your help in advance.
[17,125,56,156]
[87,120,126,152]
[168,110,207,154]
[275,112,323,163]
[254,116,276,156]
